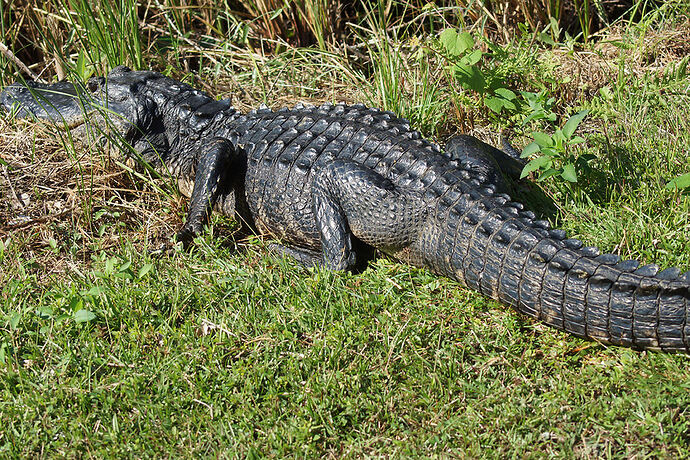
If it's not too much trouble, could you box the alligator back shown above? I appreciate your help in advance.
[226,103,462,251]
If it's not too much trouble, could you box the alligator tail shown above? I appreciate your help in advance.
[444,193,690,352]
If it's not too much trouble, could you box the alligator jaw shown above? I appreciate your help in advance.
[0,80,96,128]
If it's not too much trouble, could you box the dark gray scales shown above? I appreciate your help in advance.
[2,66,689,352]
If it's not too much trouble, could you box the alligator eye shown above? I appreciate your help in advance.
[87,77,104,92]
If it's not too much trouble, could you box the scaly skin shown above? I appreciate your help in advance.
[2,66,689,352]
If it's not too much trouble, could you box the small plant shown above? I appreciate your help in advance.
[520,109,593,183]
[439,29,517,115]
[519,90,557,126]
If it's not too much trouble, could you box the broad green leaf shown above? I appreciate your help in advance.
[520,91,538,104]
[105,257,117,274]
[665,172,690,191]
[461,48,482,66]
[9,312,21,329]
[456,32,475,54]
[532,132,553,147]
[36,306,54,318]
[562,110,589,138]
[86,285,104,297]
[569,136,586,145]
[521,112,540,126]
[453,64,486,92]
[538,32,556,46]
[114,271,134,280]
[521,142,541,158]
[484,97,505,113]
[69,296,84,312]
[494,87,516,100]
[440,29,474,56]
[599,86,613,100]
[520,156,551,179]
[537,168,560,181]
[539,147,557,157]
[439,29,458,54]
[138,263,154,280]
[73,309,96,323]
[561,163,578,182]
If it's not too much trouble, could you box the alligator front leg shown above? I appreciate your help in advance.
[311,159,427,271]
[176,137,237,245]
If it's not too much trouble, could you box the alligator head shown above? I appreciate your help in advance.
[1,66,169,162]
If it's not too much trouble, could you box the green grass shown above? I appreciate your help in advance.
[2,237,690,456]
[2,0,690,457]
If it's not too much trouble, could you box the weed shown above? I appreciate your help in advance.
[440,28,518,115]
[520,109,592,183]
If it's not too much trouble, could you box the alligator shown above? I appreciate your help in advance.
[1,66,688,352]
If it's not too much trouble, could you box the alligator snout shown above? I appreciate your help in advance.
[0,80,93,125]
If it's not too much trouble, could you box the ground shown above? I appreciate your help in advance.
[1,4,690,457]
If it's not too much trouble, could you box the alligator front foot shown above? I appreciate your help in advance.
[174,227,197,248]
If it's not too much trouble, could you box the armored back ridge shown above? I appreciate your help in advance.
[1,68,688,352]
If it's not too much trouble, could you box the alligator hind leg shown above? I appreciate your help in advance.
[311,159,426,271]
[176,137,237,245]
[445,134,526,191]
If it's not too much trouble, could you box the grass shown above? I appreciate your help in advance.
[2,0,690,457]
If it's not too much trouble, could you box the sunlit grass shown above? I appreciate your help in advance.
[1,0,690,457]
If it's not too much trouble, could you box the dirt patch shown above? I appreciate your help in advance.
[0,118,181,281]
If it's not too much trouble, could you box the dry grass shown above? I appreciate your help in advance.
[539,18,690,103]
[0,118,181,285]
